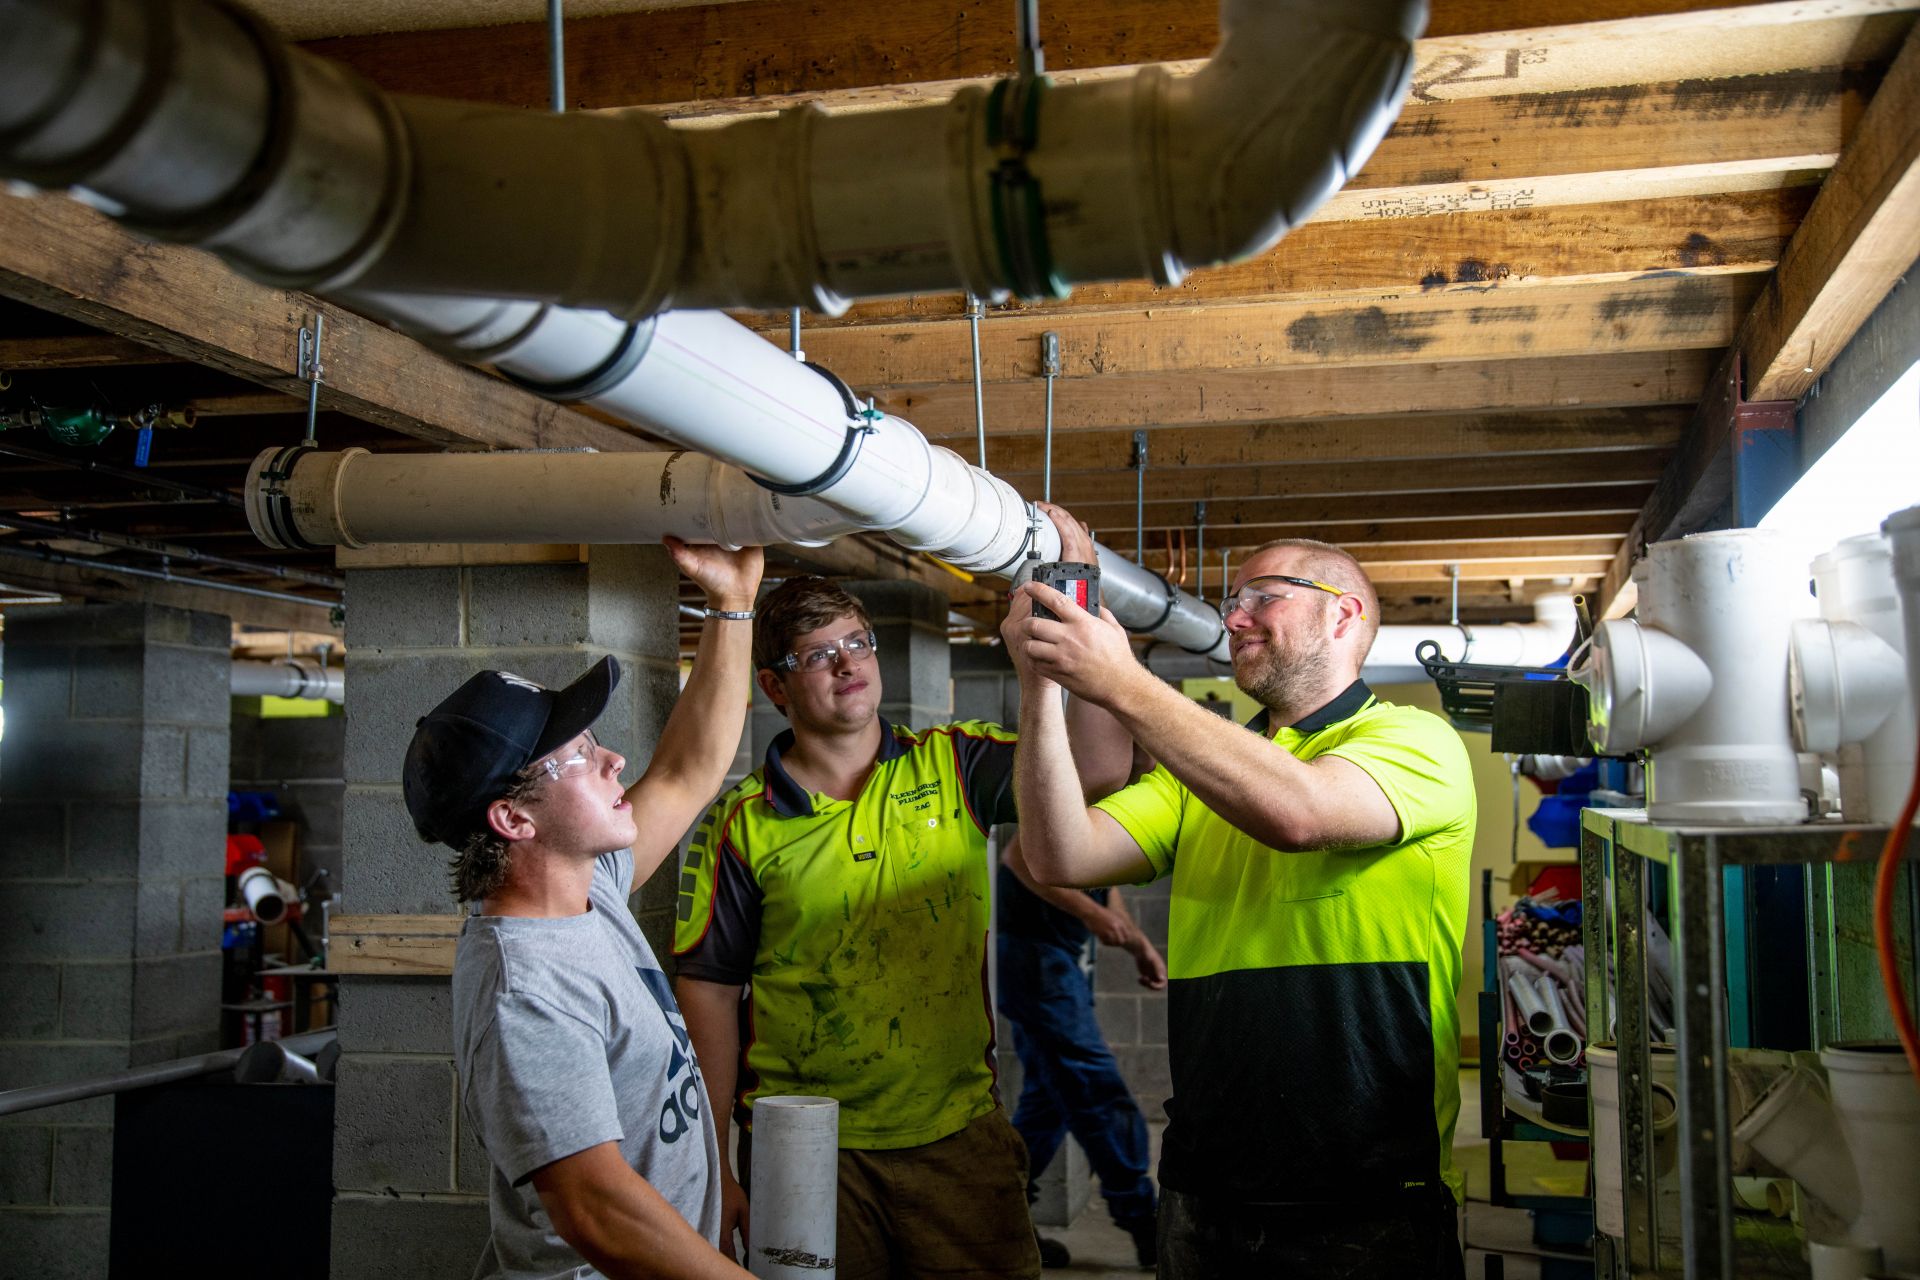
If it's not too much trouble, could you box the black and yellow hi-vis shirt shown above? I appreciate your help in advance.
[1094,681,1475,1204]
[673,717,1018,1150]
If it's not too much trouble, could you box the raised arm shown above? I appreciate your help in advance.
[1003,590,1155,888]
[531,1142,752,1280]
[625,539,764,881]
[1034,502,1134,800]
[1005,580,1400,853]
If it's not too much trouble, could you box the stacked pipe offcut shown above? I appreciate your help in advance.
[1496,897,1588,1073]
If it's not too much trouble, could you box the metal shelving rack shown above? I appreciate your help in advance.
[1578,807,1911,1280]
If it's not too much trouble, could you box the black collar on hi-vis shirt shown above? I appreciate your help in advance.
[1244,679,1374,737]
[762,715,912,819]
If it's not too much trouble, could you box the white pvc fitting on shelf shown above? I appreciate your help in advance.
[1588,1043,1680,1242]
[1885,504,1920,784]
[237,865,291,925]
[748,1095,839,1280]
[1597,530,1815,824]
[1794,532,1913,823]
[1572,618,1714,755]
[1734,1045,1919,1270]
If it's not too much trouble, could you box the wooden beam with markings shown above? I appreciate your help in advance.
[301,0,1907,112]
[879,349,1713,434]
[1124,536,1624,567]
[940,410,1681,475]
[0,195,647,453]
[781,277,1755,385]
[1740,21,1920,400]
[1089,485,1654,537]
[1601,25,1920,611]
[1040,449,1670,508]
[756,189,1809,328]
[935,410,1686,472]
[0,334,184,370]
[1107,513,1635,551]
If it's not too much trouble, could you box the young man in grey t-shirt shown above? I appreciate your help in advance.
[402,539,761,1280]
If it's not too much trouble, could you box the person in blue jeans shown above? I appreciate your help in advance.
[998,836,1167,1269]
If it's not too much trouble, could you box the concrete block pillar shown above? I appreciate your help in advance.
[844,579,951,727]
[330,547,682,1279]
[0,603,230,1275]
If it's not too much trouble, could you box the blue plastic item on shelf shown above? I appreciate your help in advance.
[228,791,281,823]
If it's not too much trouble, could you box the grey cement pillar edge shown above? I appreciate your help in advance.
[0,603,230,1277]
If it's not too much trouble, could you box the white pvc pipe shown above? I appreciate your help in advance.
[237,865,290,925]
[748,1096,839,1280]
[1502,958,1551,1034]
[1885,504,1920,794]
[231,658,344,704]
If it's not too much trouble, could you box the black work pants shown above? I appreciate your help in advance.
[1159,1184,1465,1280]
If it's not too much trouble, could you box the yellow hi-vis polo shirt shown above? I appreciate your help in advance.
[673,717,1018,1150]
[1094,680,1475,1204]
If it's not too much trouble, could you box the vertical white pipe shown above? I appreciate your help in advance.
[748,1096,839,1279]
[1885,505,1920,778]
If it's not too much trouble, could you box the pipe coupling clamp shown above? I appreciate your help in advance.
[752,363,880,498]
[984,74,1067,301]
[1137,571,1180,633]
[504,319,657,402]
[247,441,322,551]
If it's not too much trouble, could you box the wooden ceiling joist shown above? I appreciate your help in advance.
[879,349,1712,434]
[0,195,649,453]
[1739,20,1920,401]
[1602,21,1920,609]
[761,188,1808,328]
[0,334,183,371]
[1039,449,1670,508]
[935,409,1686,473]
[785,276,1756,386]
[1094,484,1654,537]
[301,0,1906,114]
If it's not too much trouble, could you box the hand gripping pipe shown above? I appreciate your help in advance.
[0,0,1422,312]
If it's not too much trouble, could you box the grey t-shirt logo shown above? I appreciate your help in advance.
[638,965,705,1144]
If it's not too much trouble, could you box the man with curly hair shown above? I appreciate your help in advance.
[403,538,763,1280]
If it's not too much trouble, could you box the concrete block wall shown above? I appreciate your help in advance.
[230,711,346,886]
[0,603,230,1277]
[844,580,950,730]
[330,548,682,1279]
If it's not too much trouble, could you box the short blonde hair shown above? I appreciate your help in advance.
[1245,538,1380,662]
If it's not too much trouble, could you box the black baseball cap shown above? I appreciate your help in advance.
[402,655,620,847]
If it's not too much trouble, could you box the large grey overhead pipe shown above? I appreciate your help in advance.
[0,0,1423,313]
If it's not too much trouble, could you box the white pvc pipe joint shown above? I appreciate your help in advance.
[237,865,291,925]
[748,1096,839,1280]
